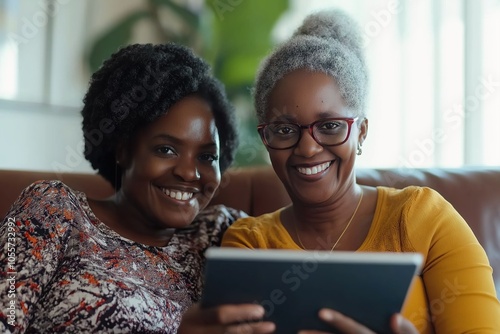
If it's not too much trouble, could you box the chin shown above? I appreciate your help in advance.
[157,207,198,228]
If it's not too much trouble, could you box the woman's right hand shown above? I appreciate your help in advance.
[177,303,276,334]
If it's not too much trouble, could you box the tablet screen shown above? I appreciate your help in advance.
[201,248,423,334]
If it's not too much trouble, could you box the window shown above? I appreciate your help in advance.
[275,0,500,168]
[0,0,499,171]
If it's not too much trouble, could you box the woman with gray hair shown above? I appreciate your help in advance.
[223,9,500,333]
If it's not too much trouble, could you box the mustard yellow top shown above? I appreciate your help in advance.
[222,186,500,333]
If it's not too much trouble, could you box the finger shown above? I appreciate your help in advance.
[179,303,274,334]
[390,314,419,334]
[225,321,276,334]
[202,303,266,325]
[316,308,376,334]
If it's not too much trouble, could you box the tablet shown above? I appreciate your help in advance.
[201,248,423,334]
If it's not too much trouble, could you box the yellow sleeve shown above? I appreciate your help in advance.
[406,187,500,333]
[221,216,259,249]
[221,210,299,249]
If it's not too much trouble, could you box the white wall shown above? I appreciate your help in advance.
[0,0,160,173]
[0,100,93,173]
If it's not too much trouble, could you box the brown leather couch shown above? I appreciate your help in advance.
[1,166,499,295]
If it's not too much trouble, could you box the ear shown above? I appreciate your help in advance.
[358,117,368,146]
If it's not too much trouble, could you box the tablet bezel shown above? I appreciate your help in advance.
[201,248,423,334]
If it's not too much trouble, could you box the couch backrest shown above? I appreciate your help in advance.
[1,166,499,294]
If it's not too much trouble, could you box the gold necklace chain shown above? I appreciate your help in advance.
[295,192,364,251]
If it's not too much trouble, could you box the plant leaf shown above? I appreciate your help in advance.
[208,0,289,92]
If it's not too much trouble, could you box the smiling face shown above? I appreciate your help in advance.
[264,69,367,204]
[118,94,221,230]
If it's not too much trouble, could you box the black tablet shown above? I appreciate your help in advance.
[201,248,423,334]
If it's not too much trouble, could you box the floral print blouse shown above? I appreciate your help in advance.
[0,180,245,333]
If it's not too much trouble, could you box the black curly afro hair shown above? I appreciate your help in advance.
[81,43,238,189]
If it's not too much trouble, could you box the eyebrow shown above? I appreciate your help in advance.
[151,134,218,149]
[270,111,346,123]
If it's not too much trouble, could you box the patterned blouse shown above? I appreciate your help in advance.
[0,180,245,333]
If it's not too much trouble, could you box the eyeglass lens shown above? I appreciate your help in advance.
[262,119,351,149]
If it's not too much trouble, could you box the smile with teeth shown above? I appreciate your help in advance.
[161,188,194,201]
[297,161,332,175]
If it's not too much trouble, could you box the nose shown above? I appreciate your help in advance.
[293,129,323,157]
[173,157,200,181]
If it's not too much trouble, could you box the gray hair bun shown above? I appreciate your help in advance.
[294,9,365,66]
[254,9,368,122]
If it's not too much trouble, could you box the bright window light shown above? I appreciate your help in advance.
[0,0,18,99]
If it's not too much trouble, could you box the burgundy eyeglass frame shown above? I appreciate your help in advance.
[257,117,359,150]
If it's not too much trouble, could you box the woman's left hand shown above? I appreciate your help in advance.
[298,309,418,334]
[177,302,275,334]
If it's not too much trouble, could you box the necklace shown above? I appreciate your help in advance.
[295,191,364,251]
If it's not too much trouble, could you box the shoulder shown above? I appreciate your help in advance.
[377,185,456,227]
[224,209,284,240]
[229,209,281,231]
[20,179,80,200]
[221,209,286,248]
[375,185,469,248]
[378,185,447,208]
[12,180,83,212]
[379,185,442,198]
[5,180,88,230]
[195,204,248,226]
[2,181,90,258]
[187,205,248,244]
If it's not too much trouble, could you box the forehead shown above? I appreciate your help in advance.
[266,69,348,122]
[137,95,218,143]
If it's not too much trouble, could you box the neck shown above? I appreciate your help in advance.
[287,185,364,251]
[292,185,362,229]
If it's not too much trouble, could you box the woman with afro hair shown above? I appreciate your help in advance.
[0,43,275,333]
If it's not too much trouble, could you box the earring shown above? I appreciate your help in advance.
[357,143,363,156]
[114,161,120,194]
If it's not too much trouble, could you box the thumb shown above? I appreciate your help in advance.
[390,313,418,334]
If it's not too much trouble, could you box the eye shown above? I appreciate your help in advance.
[199,153,219,162]
[319,121,341,130]
[155,146,176,156]
[317,120,346,134]
[272,123,298,135]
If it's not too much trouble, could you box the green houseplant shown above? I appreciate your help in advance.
[86,0,289,166]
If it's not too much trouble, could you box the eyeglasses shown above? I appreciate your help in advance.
[257,117,359,150]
